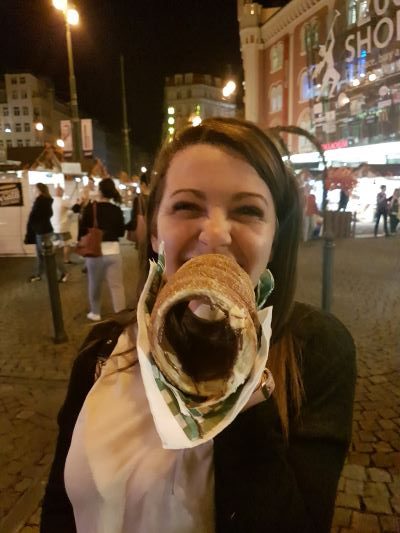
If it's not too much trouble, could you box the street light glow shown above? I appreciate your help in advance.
[56,139,65,148]
[192,116,202,127]
[53,0,67,11]
[168,117,175,125]
[35,122,44,131]
[167,106,175,115]
[222,80,236,98]
[66,8,79,25]
[140,166,147,173]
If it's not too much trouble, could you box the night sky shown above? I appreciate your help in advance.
[2,0,286,155]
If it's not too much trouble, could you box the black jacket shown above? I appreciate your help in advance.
[27,195,53,235]
[40,302,356,533]
[81,201,125,242]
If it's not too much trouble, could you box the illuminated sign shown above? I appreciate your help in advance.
[322,139,349,150]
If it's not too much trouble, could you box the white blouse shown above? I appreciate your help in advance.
[64,329,215,533]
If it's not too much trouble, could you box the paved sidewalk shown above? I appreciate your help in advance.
[0,237,399,532]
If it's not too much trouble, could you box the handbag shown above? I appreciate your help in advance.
[76,202,103,257]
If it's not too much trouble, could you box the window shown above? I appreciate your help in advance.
[23,106,29,115]
[3,107,9,116]
[24,123,30,132]
[0,140,3,147]
[6,140,12,147]
[302,19,319,58]
[12,90,18,99]
[19,76,26,84]
[11,77,17,85]
[348,0,357,25]
[270,42,283,73]
[300,71,314,101]
[270,84,283,112]
[5,123,11,131]
[16,123,22,132]
[25,140,30,146]
[184,73,193,84]
[14,107,20,116]
[21,90,27,99]
[17,139,23,147]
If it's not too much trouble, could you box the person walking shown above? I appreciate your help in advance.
[388,188,399,234]
[303,183,320,241]
[80,178,126,321]
[25,182,68,283]
[51,185,73,264]
[374,184,389,237]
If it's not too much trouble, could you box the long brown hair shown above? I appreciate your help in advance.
[36,182,51,198]
[136,117,303,435]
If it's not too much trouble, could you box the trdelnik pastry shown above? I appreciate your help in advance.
[136,246,274,449]
[149,254,262,402]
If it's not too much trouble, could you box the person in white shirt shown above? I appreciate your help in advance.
[52,186,73,263]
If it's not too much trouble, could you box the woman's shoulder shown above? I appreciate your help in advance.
[289,301,356,375]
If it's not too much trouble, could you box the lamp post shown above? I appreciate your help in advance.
[52,0,82,162]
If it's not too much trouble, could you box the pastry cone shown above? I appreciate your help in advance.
[149,254,260,401]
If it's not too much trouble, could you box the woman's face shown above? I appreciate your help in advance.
[152,144,277,286]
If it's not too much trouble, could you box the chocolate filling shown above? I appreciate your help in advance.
[164,301,239,382]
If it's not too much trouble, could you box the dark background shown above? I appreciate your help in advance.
[1,0,287,155]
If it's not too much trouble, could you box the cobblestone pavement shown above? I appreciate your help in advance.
[0,237,399,532]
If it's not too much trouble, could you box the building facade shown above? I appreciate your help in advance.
[0,73,71,152]
[163,73,237,140]
[238,0,400,165]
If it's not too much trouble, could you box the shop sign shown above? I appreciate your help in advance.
[345,0,400,62]
[0,182,23,207]
[322,139,349,150]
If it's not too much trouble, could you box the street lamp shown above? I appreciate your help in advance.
[52,0,82,162]
[222,80,237,98]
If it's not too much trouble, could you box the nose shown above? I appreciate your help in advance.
[199,208,232,250]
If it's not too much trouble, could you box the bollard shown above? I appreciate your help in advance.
[322,231,335,313]
[42,236,68,344]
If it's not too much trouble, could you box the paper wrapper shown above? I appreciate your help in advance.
[136,248,273,449]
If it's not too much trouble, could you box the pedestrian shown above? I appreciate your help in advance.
[388,188,399,234]
[25,182,68,283]
[51,185,73,264]
[374,184,389,237]
[337,187,349,211]
[81,177,126,321]
[303,183,320,241]
[125,172,150,249]
[41,118,356,533]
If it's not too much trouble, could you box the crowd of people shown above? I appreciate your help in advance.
[25,175,149,322]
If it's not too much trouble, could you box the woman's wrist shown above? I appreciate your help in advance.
[242,368,275,412]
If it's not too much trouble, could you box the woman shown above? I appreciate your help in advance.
[81,177,126,321]
[25,182,68,283]
[388,188,399,234]
[41,118,356,532]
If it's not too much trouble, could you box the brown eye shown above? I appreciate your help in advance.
[234,206,265,219]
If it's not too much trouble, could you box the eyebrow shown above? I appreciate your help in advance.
[170,188,270,207]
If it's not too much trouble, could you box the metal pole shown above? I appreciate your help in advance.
[322,231,335,312]
[120,55,131,176]
[65,19,82,162]
[42,237,68,344]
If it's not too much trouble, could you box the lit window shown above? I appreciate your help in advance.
[300,71,314,101]
[270,42,283,73]
[348,0,357,25]
[270,84,283,112]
